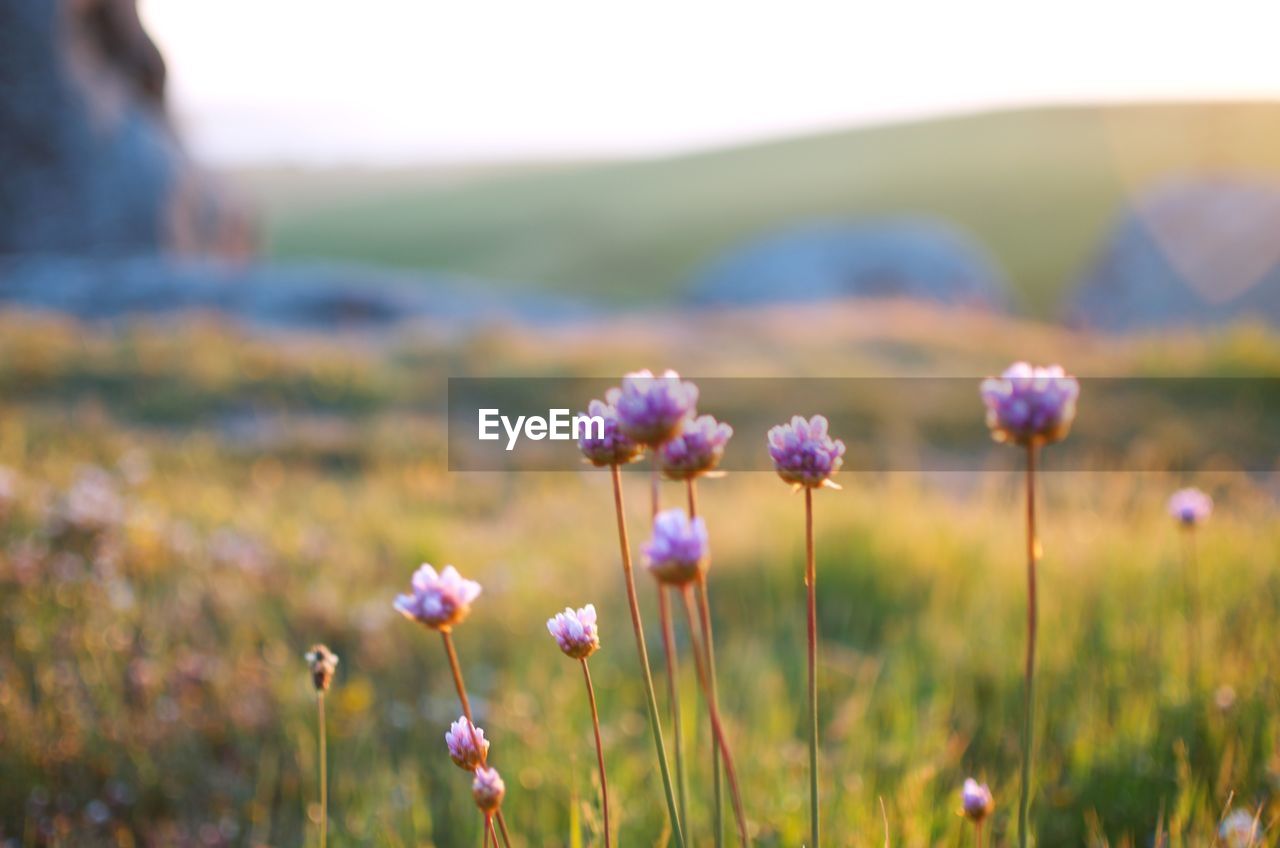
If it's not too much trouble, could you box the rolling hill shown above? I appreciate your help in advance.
[236,101,1280,317]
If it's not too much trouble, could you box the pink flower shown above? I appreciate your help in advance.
[980,362,1079,447]
[444,716,490,770]
[393,564,482,631]
[547,604,600,659]
[767,415,845,489]
[1168,487,1212,526]
[659,414,733,480]
[472,766,506,812]
[643,508,709,585]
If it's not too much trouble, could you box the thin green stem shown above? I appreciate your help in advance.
[582,659,611,848]
[1018,444,1038,848]
[659,589,690,832]
[680,587,749,845]
[1183,526,1201,695]
[805,487,819,848]
[317,692,328,848]
[689,478,724,848]
[610,463,685,848]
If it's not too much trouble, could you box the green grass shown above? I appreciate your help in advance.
[243,101,1280,316]
[0,306,1278,845]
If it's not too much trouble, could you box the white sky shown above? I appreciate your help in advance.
[140,0,1280,167]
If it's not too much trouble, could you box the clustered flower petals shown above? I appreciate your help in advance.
[613,369,699,446]
[304,644,339,693]
[659,414,733,480]
[444,716,490,770]
[472,766,506,812]
[547,604,601,659]
[1220,809,1259,848]
[961,778,994,822]
[577,396,643,467]
[980,362,1079,447]
[1168,487,1212,526]
[643,508,709,585]
[767,415,846,489]
[393,564,482,631]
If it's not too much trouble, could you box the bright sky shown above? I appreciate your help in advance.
[140,0,1280,167]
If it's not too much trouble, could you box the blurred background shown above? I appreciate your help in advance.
[2,2,1280,846]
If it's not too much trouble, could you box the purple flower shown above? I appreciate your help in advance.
[767,415,846,489]
[961,778,994,822]
[577,396,643,467]
[659,414,733,480]
[393,564,482,631]
[1220,809,1259,848]
[445,716,490,770]
[547,604,600,659]
[472,765,506,812]
[643,508,708,585]
[980,362,1079,447]
[613,369,699,446]
[1168,487,1212,526]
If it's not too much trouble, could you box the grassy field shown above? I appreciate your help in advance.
[240,101,1280,316]
[0,305,1278,846]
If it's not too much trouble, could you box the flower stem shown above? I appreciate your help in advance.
[440,630,513,848]
[582,659,612,848]
[1182,526,1201,695]
[659,588,690,832]
[1018,444,1038,848]
[804,487,819,848]
[688,479,724,848]
[610,463,686,848]
[317,692,328,848]
[680,586,749,845]
[976,821,985,848]
[487,814,498,848]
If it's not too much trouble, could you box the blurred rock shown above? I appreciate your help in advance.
[1069,178,1280,330]
[0,0,251,256]
[0,256,593,330]
[687,219,1010,309]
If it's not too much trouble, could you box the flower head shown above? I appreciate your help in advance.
[472,765,506,812]
[767,415,846,489]
[393,564,482,631]
[1220,809,1259,848]
[659,414,733,480]
[980,362,1079,447]
[613,369,699,446]
[1168,487,1212,527]
[445,716,490,770]
[961,778,994,822]
[547,604,600,659]
[577,396,643,467]
[304,644,339,692]
[643,509,708,585]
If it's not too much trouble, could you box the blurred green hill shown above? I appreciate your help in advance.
[237,101,1280,317]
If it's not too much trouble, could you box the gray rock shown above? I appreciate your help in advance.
[0,256,593,330]
[1069,178,1280,330]
[686,219,1010,308]
[0,0,249,256]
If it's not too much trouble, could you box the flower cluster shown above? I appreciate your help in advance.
[659,414,733,480]
[445,717,490,770]
[577,396,643,467]
[643,508,709,585]
[393,564,482,631]
[980,362,1079,447]
[768,415,846,489]
[547,604,600,659]
[613,369,699,446]
[1168,487,1212,526]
